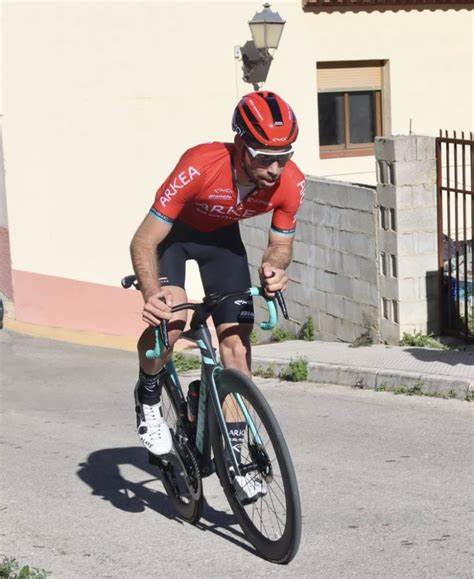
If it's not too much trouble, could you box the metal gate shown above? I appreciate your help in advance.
[436,130,474,341]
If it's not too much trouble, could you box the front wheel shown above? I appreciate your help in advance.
[209,369,302,564]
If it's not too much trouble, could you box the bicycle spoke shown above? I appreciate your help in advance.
[263,494,283,539]
[266,484,286,511]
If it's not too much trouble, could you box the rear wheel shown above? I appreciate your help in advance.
[209,369,302,564]
[155,376,203,524]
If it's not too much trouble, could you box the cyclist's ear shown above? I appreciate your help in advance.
[234,135,246,152]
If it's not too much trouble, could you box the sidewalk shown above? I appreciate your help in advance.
[3,315,473,400]
[251,340,474,400]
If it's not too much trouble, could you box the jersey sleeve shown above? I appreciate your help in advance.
[150,147,203,225]
[270,172,306,236]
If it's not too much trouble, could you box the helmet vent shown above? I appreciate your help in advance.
[266,93,284,126]
[242,104,269,141]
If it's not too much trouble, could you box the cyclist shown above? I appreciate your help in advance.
[130,91,305,497]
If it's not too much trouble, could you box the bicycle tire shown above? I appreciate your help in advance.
[209,368,301,564]
[157,375,203,524]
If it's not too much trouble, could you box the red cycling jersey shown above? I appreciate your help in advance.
[150,142,305,235]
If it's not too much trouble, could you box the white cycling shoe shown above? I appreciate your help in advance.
[136,401,173,456]
[233,472,267,504]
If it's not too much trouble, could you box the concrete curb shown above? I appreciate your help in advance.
[251,356,473,401]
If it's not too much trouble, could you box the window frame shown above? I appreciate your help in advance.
[317,60,386,159]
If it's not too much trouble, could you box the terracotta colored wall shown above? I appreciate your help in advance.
[12,270,145,337]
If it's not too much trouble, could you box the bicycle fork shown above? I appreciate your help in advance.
[209,368,266,479]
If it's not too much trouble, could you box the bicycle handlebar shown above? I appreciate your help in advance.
[145,286,284,360]
[121,274,289,360]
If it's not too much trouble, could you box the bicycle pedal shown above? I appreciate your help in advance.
[148,448,176,465]
[148,452,163,466]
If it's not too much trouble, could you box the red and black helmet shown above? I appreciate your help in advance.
[232,91,299,149]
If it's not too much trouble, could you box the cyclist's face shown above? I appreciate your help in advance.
[242,146,291,189]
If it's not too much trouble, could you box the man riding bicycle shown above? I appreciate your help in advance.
[130,91,305,499]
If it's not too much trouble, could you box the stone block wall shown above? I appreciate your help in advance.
[375,135,439,342]
[240,135,440,345]
[240,178,380,343]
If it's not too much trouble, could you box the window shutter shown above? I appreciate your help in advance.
[317,61,383,92]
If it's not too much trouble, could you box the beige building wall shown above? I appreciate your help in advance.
[1,1,473,338]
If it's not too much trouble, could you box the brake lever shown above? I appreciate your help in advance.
[275,290,289,320]
[158,296,170,349]
[159,319,170,350]
[121,274,140,290]
[264,270,291,322]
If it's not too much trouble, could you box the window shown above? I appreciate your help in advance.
[317,60,387,159]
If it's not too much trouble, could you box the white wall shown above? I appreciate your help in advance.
[2,1,472,292]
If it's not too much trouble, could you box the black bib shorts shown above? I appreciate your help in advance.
[157,221,254,327]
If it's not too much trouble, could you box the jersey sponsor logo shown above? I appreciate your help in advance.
[195,202,258,219]
[159,166,201,207]
[209,194,233,200]
[297,179,306,202]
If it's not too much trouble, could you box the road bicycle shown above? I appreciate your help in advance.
[122,275,302,564]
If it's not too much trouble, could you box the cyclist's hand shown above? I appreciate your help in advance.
[259,263,288,298]
[142,289,173,327]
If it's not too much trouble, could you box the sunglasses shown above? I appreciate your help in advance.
[245,144,294,167]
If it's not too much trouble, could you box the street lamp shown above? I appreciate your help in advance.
[248,2,286,56]
[237,3,286,88]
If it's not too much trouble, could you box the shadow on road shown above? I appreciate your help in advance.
[77,446,260,557]
[406,346,474,366]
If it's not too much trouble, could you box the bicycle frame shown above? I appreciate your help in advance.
[149,285,278,477]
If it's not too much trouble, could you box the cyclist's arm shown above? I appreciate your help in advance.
[259,231,294,296]
[130,214,173,324]
[260,173,304,295]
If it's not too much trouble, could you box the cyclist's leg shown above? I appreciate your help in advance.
[136,224,189,375]
[137,286,188,375]
[216,322,252,376]
[195,224,255,470]
[135,226,189,455]
[195,223,254,376]
[215,323,253,463]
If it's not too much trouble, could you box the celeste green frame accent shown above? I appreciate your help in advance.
[147,286,279,475]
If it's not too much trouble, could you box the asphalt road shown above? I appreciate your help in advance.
[1,330,473,578]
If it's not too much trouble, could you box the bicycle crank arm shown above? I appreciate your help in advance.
[169,439,201,500]
[147,439,200,500]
